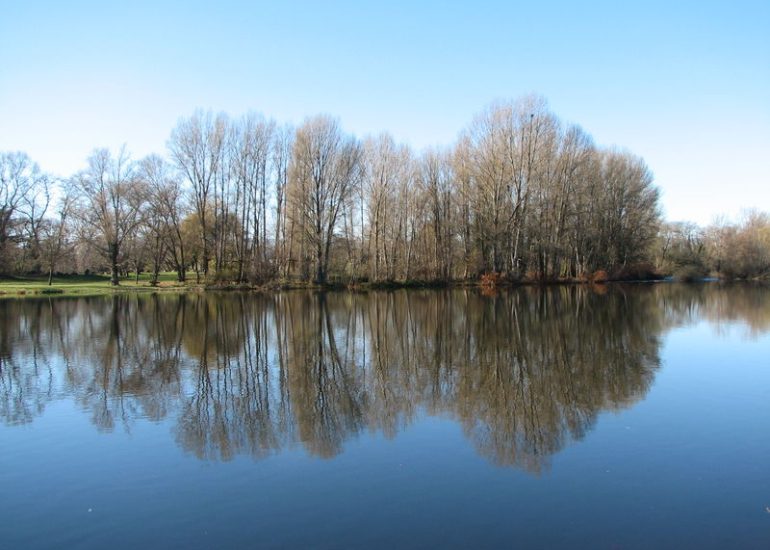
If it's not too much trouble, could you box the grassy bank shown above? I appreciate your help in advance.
[0,273,190,298]
[0,273,581,298]
[4,271,756,300]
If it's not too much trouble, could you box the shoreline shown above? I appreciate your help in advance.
[1,275,765,300]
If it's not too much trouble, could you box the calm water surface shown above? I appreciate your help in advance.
[1,284,768,549]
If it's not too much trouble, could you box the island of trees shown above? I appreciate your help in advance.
[1,95,768,287]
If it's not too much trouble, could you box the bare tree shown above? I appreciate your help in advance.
[139,154,188,282]
[592,149,660,271]
[2,95,671,284]
[40,190,74,284]
[709,210,770,279]
[71,147,147,285]
[0,152,50,272]
[465,96,556,276]
[230,113,275,281]
[288,116,363,284]
[168,110,227,279]
[418,148,454,280]
[273,124,293,278]
[363,133,403,282]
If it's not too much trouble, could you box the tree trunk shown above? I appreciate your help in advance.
[315,238,326,284]
[110,242,120,286]
[178,239,186,282]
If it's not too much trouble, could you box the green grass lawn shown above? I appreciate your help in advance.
[0,272,189,298]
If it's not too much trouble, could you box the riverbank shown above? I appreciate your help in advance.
[2,272,765,299]
[0,273,189,298]
[0,272,465,298]
[0,274,595,298]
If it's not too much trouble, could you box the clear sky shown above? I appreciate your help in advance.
[1,0,768,225]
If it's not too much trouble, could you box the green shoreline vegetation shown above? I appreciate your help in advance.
[0,273,184,298]
[2,96,769,290]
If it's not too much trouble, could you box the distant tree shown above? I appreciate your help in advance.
[656,221,708,280]
[2,96,673,285]
[71,147,147,285]
[139,154,188,282]
[418,148,454,280]
[452,135,476,278]
[288,116,363,284]
[229,113,275,281]
[168,110,227,279]
[40,191,74,284]
[273,124,293,278]
[591,149,660,272]
[714,210,770,279]
[464,96,556,276]
[362,133,400,282]
[0,152,50,273]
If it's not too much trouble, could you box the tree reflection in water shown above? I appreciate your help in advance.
[1,284,768,472]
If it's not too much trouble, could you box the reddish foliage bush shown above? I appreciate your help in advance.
[480,272,503,288]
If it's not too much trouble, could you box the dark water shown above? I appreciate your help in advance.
[1,285,768,549]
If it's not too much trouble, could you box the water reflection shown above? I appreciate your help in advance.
[1,284,767,471]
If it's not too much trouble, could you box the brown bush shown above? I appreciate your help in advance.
[480,272,503,288]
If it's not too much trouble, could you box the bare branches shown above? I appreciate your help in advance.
[70,147,147,285]
[168,111,227,278]
[0,152,51,272]
[287,116,363,284]
[2,95,694,283]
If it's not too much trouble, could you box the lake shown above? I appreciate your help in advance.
[1,284,768,549]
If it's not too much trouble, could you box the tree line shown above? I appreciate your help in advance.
[1,95,767,285]
[656,212,770,281]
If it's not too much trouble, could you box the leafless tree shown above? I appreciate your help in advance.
[273,124,293,278]
[230,113,275,281]
[2,96,675,284]
[168,110,227,279]
[0,152,50,272]
[40,190,74,284]
[362,134,400,282]
[288,116,363,284]
[71,147,147,285]
[139,154,188,282]
[418,148,454,280]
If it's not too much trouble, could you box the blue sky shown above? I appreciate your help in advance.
[1,0,768,224]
